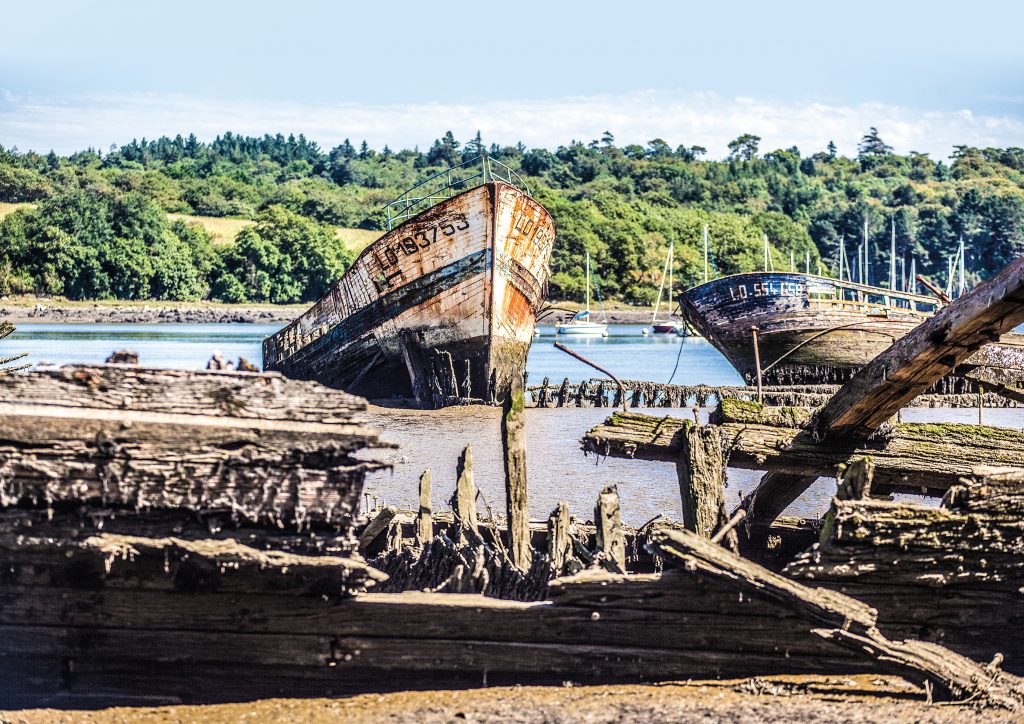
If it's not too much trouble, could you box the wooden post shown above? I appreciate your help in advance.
[979,384,984,426]
[416,469,433,547]
[450,445,479,542]
[537,376,550,408]
[594,485,626,573]
[503,374,531,570]
[461,359,472,399]
[556,377,570,407]
[676,424,728,538]
[751,326,763,404]
[357,506,397,552]
[548,501,572,576]
[836,457,874,501]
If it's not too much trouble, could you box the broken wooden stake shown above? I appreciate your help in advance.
[594,485,626,573]
[548,501,573,576]
[416,469,433,547]
[503,374,531,571]
[357,506,398,552]
[451,445,479,542]
[677,423,728,538]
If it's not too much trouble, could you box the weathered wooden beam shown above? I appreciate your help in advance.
[0,364,369,423]
[502,374,531,570]
[0,531,387,596]
[416,469,433,547]
[584,407,1024,496]
[677,424,727,537]
[652,527,1024,708]
[816,257,1024,439]
[815,628,1024,710]
[0,402,383,526]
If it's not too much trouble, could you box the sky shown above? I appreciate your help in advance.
[1,0,1022,159]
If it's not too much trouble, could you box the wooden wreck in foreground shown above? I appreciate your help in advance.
[6,257,1024,710]
[263,155,555,408]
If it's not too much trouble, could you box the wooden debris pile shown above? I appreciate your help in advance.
[360,449,642,600]
[785,465,1024,670]
[0,364,389,587]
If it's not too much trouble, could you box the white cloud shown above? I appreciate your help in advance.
[2,89,1023,159]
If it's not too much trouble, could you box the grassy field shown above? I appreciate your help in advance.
[1,203,380,255]
[0,201,33,218]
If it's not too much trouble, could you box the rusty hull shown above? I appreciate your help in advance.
[263,182,555,407]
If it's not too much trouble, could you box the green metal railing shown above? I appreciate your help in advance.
[384,154,532,230]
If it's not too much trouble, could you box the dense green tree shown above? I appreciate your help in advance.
[727,134,761,161]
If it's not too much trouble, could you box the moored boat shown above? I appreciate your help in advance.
[263,155,555,407]
[680,271,942,385]
[556,252,608,336]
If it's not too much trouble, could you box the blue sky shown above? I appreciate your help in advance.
[1,0,1022,157]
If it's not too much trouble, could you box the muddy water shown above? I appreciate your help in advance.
[360,404,1024,527]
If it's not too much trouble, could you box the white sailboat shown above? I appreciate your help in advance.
[651,238,681,333]
[556,252,609,336]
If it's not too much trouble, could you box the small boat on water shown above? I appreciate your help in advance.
[679,224,1024,387]
[556,252,608,336]
[650,238,682,334]
[262,155,555,408]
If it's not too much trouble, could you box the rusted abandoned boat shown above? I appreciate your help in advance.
[679,272,940,385]
[680,271,1024,389]
[263,155,555,407]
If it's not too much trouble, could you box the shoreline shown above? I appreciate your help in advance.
[0,298,661,326]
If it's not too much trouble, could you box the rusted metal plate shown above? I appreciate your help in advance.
[264,182,555,406]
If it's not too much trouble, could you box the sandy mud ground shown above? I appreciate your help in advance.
[3,675,1016,724]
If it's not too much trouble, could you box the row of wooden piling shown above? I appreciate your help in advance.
[358,439,630,600]
[526,377,1021,409]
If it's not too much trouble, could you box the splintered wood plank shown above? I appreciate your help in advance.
[0,402,382,525]
[653,527,1024,708]
[0,365,371,424]
[817,257,1024,439]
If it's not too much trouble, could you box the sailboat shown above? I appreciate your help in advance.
[651,238,681,334]
[556,252,609,336]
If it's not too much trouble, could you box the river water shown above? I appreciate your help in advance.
[8,323,1018,525]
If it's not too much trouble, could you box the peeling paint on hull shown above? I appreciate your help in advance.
[263,182,555,407]
[680,272,937,385]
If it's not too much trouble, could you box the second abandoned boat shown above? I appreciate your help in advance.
[680,272,940,385]
[679,270,1024,388]
[263,155,555,407]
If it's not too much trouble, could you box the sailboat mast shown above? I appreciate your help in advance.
[668,238,674,316]
[910,257,916,294]
[703,224,709,284]
[890,217,897,292]
[587,253,592,312]
[959,236,966,296]
[863,219,869,287]
[763,233,768,272]
[805,249,810,275]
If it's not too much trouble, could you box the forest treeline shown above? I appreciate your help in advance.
[1,129,1022,304]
